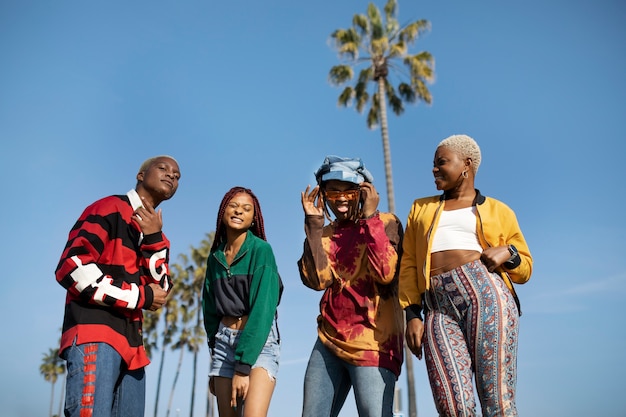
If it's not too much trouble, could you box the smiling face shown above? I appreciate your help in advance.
[323,179,361,221]
[432,146,472,191]
[222,192,255,232]
[137,156,180,205]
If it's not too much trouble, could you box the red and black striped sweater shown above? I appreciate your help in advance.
[56,189,172,370]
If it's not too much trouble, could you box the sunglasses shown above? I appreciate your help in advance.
[324,189,361,202]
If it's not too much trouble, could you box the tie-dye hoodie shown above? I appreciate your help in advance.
[298,212,404,377]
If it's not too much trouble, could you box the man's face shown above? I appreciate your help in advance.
[138,157,180,201]
[323,179,361,221]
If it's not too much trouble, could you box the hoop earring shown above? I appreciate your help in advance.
[462,170,468,179]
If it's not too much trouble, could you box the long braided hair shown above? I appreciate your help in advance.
[210,186,267,252]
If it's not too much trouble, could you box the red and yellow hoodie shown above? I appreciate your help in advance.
[298,212,404,377]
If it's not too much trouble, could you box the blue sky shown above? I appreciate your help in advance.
[1,1,625,416]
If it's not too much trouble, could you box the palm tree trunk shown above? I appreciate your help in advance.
[58,374,66,417]
[49,379,55,417]
[190,348,198,417]
[405,340,418,417]
[377,77,395,214]
[154,337,168,417]
[166,344,185,417]
[206,363,214,417]
[378,76,417,417]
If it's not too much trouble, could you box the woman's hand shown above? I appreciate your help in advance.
[405,318,424,360]
[301,185,324,216]
[480,246,511,272]
[359,182,380,218]
[231,373,249,408]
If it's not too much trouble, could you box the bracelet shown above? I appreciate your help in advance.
[362,210,379,220]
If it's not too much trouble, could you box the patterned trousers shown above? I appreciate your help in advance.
[423,260,519,417]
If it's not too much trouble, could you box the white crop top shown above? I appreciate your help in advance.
[430,206,483,253]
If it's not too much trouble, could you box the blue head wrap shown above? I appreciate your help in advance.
[314,155,374,185]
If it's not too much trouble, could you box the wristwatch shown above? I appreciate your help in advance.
[503,244,520,269]
[507,244,519,262]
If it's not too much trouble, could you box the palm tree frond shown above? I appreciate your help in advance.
[383,0,397,20]
[388,40,407,58]
[367,3,384,40]
[357,67,373,84]
[399,19,431,44]
[414,79,433,104]
[338,87,354,107]
[366,106,379,129]
[383,0,399,35]
[355,89,370,113]
[398,82,416,103]
[404,52,436,83]
[370,38,389,57]
[352,14,369,36]
[331,28,361,60]
[329,65,354,86]
[389,95,405,115]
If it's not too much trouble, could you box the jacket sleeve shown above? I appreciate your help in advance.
[139,231,173,293]
[234,244,281,375]
[361,213,402,285]
[398,201,425,319]
[55,199,153,310]
[500,206,533,284]
[297,214,334,291]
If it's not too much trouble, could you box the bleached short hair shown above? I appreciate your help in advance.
[438,134,481,174]
[138,155,178,173]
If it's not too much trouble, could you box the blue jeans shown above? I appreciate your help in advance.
[62,341,145,417]
[302,338,396,417]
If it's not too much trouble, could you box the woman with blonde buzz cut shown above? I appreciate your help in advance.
[399,135,533,417]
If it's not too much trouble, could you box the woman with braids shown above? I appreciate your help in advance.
[399,135,533,417]
[202,186,283,417]
[298,156,404,417]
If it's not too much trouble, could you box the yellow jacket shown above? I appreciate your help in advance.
[399,190,532,318]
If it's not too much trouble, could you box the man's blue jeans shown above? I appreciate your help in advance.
[302,338,396,417]
[62,341,145,417]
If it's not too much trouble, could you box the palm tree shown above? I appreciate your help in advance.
[329,2,434,416]
[328,0,434,214]
[152,285,180,417]
[147,233,215,417]
[185,233,214,417]
[40,347,65,417]
[165,263,195,417]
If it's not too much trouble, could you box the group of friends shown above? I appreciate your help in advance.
[55,134,533,417]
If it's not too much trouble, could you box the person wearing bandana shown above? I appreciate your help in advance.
[298,156,404,417]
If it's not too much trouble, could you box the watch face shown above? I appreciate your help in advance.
[509,244,518,256]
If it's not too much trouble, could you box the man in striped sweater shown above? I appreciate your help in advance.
[55,155,180,417]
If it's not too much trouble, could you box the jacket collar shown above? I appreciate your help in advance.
[216,229,254,263]
[439,189,486,205]
[127,189,143,210]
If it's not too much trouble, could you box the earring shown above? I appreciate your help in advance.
[462,170,468,179]
[251,222,255,227]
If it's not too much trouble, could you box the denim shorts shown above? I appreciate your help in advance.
[209,318,280,380]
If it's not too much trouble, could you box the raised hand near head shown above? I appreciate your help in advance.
[359,182,380,218]
[301,185,324,217]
